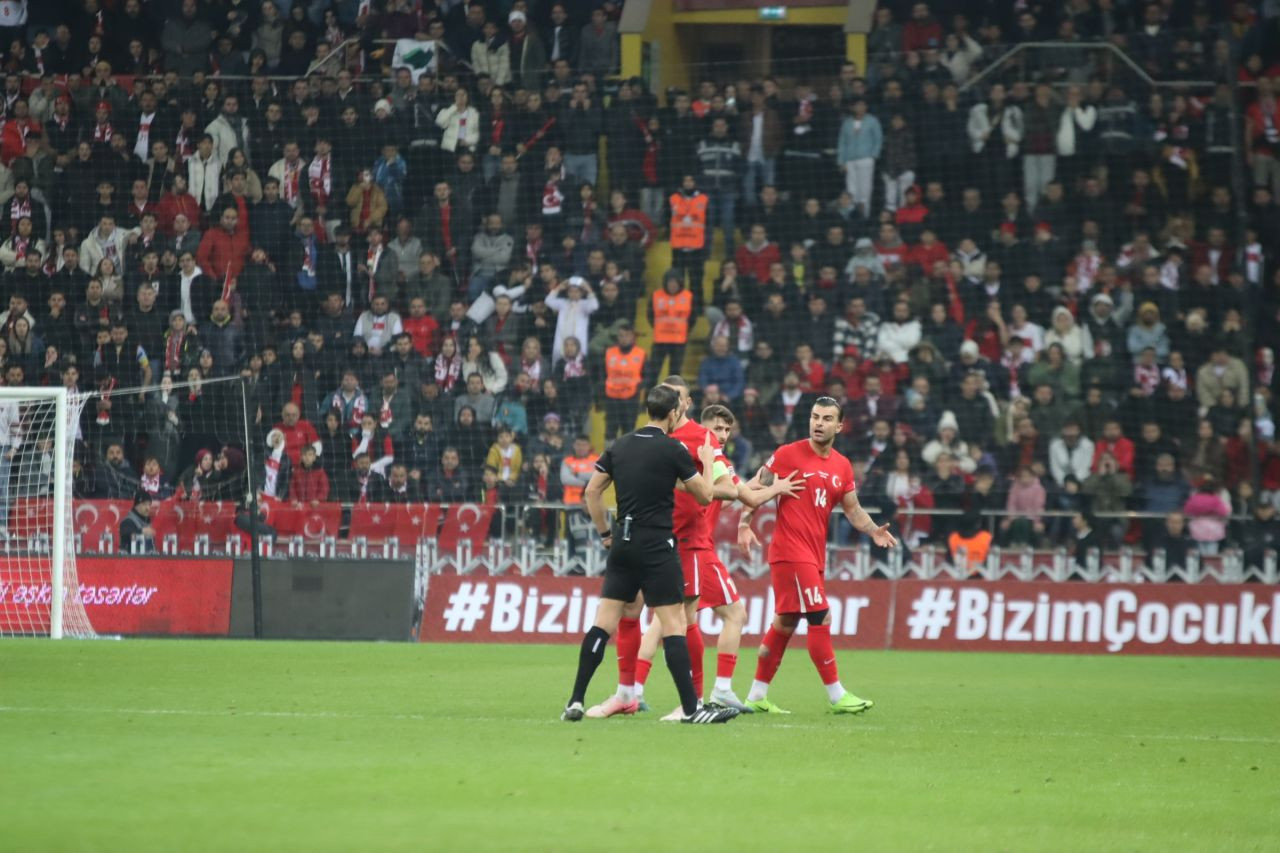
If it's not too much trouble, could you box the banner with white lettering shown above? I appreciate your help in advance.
[420,574,1280,656]
[891,580,1280,657]
[419,574,890,647]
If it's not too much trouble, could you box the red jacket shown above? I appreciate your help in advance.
[274,420,320,466]
[156,191,203,234]
[734,241,781,283]
[288,464,330,503]
[909,240,949,274]
[902,18,943,51]
[402,314,440,356]
[196,225,250,285]
[0,118,41,166]
[1092,437,1135,476]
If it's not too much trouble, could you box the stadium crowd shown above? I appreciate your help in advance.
[0,0,1278,562]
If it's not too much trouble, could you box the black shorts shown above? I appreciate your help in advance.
[600,527,683,608]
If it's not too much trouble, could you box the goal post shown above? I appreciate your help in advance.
[0,386,95,639]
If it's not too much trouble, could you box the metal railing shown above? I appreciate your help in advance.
[35,499,1274,586]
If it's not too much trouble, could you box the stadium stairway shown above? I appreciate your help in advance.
[585,231,726,450]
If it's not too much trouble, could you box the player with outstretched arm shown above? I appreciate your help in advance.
[737,396,898,714]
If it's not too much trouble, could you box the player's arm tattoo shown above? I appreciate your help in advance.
[841,491,878,534]
[757,466,774,487]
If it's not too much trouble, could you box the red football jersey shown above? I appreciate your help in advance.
[763,439,855,566]
[706,463,739,537]
[670,418,724,551]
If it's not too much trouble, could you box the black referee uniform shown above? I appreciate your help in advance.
[595,425,699,608]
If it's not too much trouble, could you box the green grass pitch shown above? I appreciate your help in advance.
[1,640,1278,853]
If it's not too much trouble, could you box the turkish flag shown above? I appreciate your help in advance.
[436,504,494,553]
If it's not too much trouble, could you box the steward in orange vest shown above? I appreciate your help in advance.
[603,323,645,441]
[605,341,646,399]
[669,184,708,251]
[648,278,694,345]
[560,436,599,505]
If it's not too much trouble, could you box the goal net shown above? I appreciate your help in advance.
[0,388,94,639]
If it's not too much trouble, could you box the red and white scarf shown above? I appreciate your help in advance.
[9,195,30,227]
[308,154,331,205]
[262,438,286,497]
[93,120,113,143]
[175,127,194,162]
[282,159,303,206]
[434,354,461,390]
[1134,363,1161,396]
[366,244,382,302]
[541,173,564,216]
[164,328,188,372]
[379,392,394,428]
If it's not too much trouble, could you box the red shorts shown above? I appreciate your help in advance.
[678,548,716,600]
[769,561,826,614]
[696,552,739,610]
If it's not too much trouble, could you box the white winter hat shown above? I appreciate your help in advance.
[937,410,959,434]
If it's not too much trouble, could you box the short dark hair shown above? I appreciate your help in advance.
[701,404,734,426]
[812,396,844,420]
[645,384,681,420]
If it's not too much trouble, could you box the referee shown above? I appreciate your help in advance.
[561,385,737,724]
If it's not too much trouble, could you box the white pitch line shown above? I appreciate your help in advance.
[0,705,426,721]
[0,705,1277,745]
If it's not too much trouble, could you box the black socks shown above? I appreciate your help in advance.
[663,634,699,716]
[569,626,610,705]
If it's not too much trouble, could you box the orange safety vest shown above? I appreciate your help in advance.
[669,192,708,250]
[605,345,646,399]
[948,529,993,576]
[562,453,599,505]
[651,289,693,345]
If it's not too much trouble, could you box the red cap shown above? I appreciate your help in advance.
[999,222,1017,235]
[96,100,111,113]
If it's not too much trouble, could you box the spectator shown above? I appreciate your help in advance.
[698,335,745,403]
[875,300,922,363]
[288,444,330,506]
[428,446,472,503]
[1049,421,1095,486]
[838,99,882,218]
[369,462,423,504]
[1195,346,1249,411]
[273,402,321,467]
[1183,478,1231,555]
[1002,465,1046,546]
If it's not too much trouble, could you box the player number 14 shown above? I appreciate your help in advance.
[813,487,828,508]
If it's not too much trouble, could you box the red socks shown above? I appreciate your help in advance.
[634,657,652,687]
[806,623,840,686]
[687,624,705,697]
[754,626,792,684]
[616,618,639,687]
[716,652,737,679]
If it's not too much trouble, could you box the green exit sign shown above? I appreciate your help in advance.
[759,6,787,20]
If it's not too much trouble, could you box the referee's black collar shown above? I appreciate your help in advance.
[636,425,667,437]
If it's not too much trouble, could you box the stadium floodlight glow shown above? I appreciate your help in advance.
[0,387,95,639]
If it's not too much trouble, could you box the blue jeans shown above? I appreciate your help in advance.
[742,158,776,204]
[708,189,738,256]
[564,153,598,188]
[467,273,495,302]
